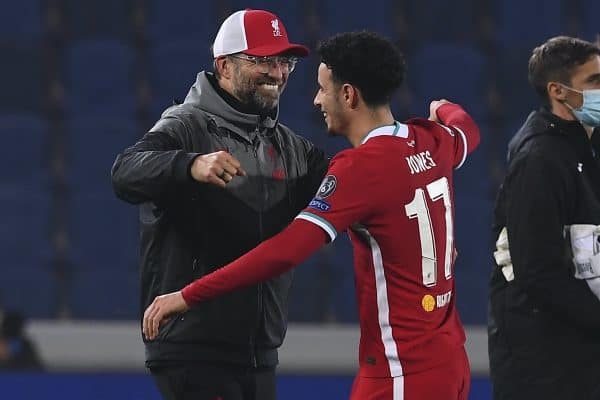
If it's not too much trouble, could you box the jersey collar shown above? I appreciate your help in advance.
[360,121,409,145]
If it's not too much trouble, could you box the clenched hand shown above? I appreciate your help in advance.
[142,291,189,340]
[428,99,452,123]
[190,151,246,188]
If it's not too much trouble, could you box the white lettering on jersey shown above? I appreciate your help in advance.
[436,290,452,308]
[405,151,437,175]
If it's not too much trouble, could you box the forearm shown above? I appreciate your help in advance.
[111,148,199,204]
[436,103,480,152]
[181,219,327,304]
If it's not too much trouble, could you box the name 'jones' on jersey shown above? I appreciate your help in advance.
[406,150,437,174]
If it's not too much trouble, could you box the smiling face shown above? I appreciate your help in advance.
[313,63,347,136]
[229,55,289,113]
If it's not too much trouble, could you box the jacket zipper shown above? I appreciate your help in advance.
[251,134,265,368]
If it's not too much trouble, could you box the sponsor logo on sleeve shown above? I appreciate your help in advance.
[308,198,331,212]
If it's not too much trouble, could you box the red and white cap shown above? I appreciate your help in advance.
[212,9,309,58]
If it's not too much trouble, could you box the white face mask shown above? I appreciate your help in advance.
[561,84,600,127]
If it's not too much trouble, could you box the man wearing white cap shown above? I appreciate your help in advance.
[111,9,327,400]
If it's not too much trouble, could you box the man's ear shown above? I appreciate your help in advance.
[215,57,234,80]
[547,81,567,102]
[341,83,360,109]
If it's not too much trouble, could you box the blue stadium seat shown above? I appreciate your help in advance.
[453,193,494,324]
[146,0,219,43]
[0,266,57,319]
[314,0,395,40]
[0,1,44,41]
[0,43,46,113]
[453,123,492,196]
[64,115,139,190]
[401,0,481,44]
[68,266,139,319]
[63,39,136,115]
[148,40,211,116]
[66,190,139,273]
[582,0,600,42]
[408,43,486,119]
[494,0,564,51]
[63,0,135,39]
[0,187,55,318]
[64,116,139,278]
[327,234,358,323]
[495,48,539,120]
[0,113,49,185]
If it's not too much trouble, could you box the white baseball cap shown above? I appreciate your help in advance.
[212,9,309,58]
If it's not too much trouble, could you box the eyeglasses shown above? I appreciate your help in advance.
[229,54,299,73]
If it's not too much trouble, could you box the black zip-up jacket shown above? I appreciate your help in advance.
[489,108,600,398]
[111,71,327,368]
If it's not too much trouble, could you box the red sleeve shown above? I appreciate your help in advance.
[435,103,480,167]
[181,219,328,305]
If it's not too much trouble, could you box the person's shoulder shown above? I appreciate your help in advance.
[277,121,309,142]
[507,134,573,185]
[513,132,571,166]
[276,121,322,152]
[329,147,377,172]
[150,104,213,134]
[405,117,440,130]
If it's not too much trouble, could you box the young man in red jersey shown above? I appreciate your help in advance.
[143,31,480,400]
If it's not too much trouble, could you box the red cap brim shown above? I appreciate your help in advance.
[244,43,309,57]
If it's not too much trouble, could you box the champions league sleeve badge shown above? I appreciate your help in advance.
[317,175,337,198]
[308,175,337,212]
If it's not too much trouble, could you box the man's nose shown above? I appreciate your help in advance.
[267,63,285,80]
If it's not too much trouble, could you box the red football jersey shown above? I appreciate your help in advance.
[296,115,479,377]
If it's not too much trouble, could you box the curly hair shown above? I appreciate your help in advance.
[528,36,600,106]
[316,31,406,107]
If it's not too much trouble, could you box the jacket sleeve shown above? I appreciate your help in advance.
[506,152,600,331]
[111,117,202,204]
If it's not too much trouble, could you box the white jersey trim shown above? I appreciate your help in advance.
[393,376,405,400]
[451,125,468,169]
[361,121,409,144]
[355,226,404,377]
[296,212,337,242]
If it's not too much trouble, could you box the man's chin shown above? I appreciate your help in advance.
[254,96,279,111]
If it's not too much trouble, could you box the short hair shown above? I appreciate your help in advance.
[316,31,406,107]
[528,36,600,105]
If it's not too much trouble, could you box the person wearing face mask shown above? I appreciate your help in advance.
[111,9,327,400]
[489,36,600,400]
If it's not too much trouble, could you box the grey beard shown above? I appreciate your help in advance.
[250,91,279,113]
[234,87,279,114]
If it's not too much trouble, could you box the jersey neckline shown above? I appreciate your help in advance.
[360,121,409,145]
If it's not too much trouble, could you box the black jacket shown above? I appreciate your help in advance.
[111,72,327,367]
[489,108,600,398]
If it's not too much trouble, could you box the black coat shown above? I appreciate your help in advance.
[112,72,327,367]
[489,108,600,399]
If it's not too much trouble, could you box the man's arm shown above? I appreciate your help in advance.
[111,117,245,204]
[507,153,600,331]
[142,219,328,339]
[430,100,481,166]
